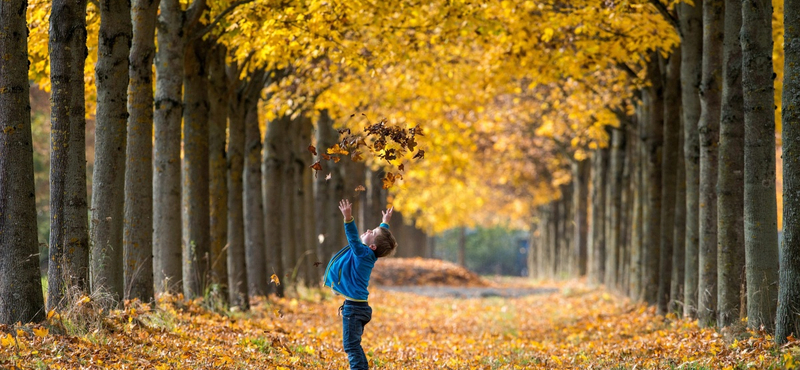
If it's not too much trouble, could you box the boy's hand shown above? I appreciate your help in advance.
[382,205,393,224]
[339,199,353,220]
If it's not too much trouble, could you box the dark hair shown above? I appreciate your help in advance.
[374,227,397,258]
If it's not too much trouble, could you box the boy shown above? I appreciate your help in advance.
[323,199,397,370]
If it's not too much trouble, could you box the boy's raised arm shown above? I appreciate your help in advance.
[380,206,393,229]
[339,199,365,251]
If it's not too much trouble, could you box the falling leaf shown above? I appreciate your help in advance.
[351,151,363,162]
[355,185,366,192]
[322,153,331,161]
[413,150,425,160]
[308,145,317,156]
[325,173,332,181]
[332,156,341,163]
[309,161,323,178]
[270,274,281,286]
[327,144,349,155]
[398,164,405,172]
[382,172,396,189]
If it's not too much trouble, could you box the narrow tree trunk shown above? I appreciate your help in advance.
[606,128,625,288]
[697,0,724,327]
[658,50,681,315]
[777,0,800,344]
[589,149,607,285]
[679,0,704,319]
[297,115,318,285]
[226,68,249,308]
[207,45,228,302]
[643,55,664,305]
[670,124,687,315]
[560,185,573,278]
[458,227,467,268]
[244,84,267,296]
[153,0,185,294]
[619,122,635,291]
[538,206,550,279]
[263,114,287,297]
[742,0,779,332]
[717,0,745,328]
[0,1,46,322]
[528,220,538,278]
[549,200,560,279]
[48,0,90,309]
[629,105,646,299]
[182,38,211,298]
[124,0,159,303]
[91,0,133,303]
[315,110,345,265]
[572,159,590,276]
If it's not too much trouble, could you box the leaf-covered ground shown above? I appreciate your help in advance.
[2,276,799,368]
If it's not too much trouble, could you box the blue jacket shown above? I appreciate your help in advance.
[323,219,389,302]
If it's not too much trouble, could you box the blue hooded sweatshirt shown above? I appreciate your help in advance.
[323,219,389,302]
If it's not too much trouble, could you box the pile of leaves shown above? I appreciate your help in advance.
[371,257,490,287]
[2,280,798,369]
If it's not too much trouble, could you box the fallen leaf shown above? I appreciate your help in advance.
[32,327,48,338]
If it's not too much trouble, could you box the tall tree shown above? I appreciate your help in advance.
[642,55,664,304]
[679,0,704,320]
[605,127,626,289]
[48,0,90,309]
[777,0,800,345]
[670,124,687,315]
[629,105,645,299]
[0,0,46,323]
[92,0,133,302]
[742,0,779,331]
[315,110,346,265]
[697,0,723,327]
[124,0,159,303]
[658,49,681,315]
[572,159,590,277]
[207,45,229,302]
[589,149,607,285]
[716,0,744,328]
[244,71,266,296]
[226,63,250,308]
[263,114,288,297]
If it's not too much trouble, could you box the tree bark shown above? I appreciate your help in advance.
[0,0,46,323]
[572,159,590,276]
[315,110,345,265]
[620,121,636,292]
[560,185,573,278]
[679,0,704,320]
[207,45,228,303]
[226,66,249,308]
[742,0,779,332]
[48,0,90,309]
[717,0,745,328]
[589,149,607,285]
[91,0,133,303]
[263,114,287,297]
[629,105,646,299]
[697,0,724,327]
[606,128,626,289]
[296,115,318,285]
[124,0,159,303]
[181,37,211,299]
[643,55,664,305]
[670,122,687,315]
[244,79,266,296]
[153,0,185,294]
[777,0,800,344]
[658,50,681,315]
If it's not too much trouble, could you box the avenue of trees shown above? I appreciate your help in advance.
[1,0,800,346]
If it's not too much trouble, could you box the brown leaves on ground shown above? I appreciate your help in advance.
[371,257,490,287]
[1,278,798,369]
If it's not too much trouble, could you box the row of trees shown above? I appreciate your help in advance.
[528,0,800,343]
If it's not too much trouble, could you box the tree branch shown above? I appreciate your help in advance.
[193,0,256,40]
[648,0,679,33]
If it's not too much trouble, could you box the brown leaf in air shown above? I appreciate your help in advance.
[355,185,366,192]
[308,145,317,156]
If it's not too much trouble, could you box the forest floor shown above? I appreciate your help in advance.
[1,259,799,369]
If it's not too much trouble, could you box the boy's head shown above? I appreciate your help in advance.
[362,226,397,258]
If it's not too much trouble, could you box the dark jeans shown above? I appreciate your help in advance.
[341,300,372,370]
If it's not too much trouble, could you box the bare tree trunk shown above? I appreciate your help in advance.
[572,159,590,276]
[742,0,779,332]
[207,45,228,302]
[643,56,664,305]
[538,206,549,279]
[0,1,46,322]
[124,0,159,303]
[244,75,266,296]
[181,38,211,299]
[528,220,537,278]
[226,69,249,308]
[717,0,744,328]
[629,104,646,300]
[777,0,800,344]
[606,128,626,288]
[153,0,185,294]
[658,50,681,315]
[561,185,573,278]
[91,0,132,303]
[671,124,687,315]
[296,115,317,285]
[619,122,636,292]
[589,149,607,285]
[680,0,704,320]
[263,115,287,297]
[549,200,559,279]
[315,110,345,265]
[48,0,90,309]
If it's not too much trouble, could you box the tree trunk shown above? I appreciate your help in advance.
[643,55,664,305]
[742,0,779,332]
[315,110,345,265]
[777,0,800,344]
[679,0,704,320]
[263,115,288,297]
[717,0,745,328]
[589,149,607,285]
[606,128,626,288]
[91,0,132,303]
[658,50,681,315]
[619,122,636,291]
[0,1,46,322]
[629,105,646,299]
[549,200,559,279]
[670,123,687,315]
[124,0,158,303]
[528,220,537,278]
[560,185,573,278]
[226,68,249,308]
[572,159,590,276]
[48,0,90,309]
[697,0,724,327]
[182,38,211,299]
[244,83,266,296]
[457,227,467,268]
[207,45,228,302]
[297,115,318,285]
[153,0,185,294]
